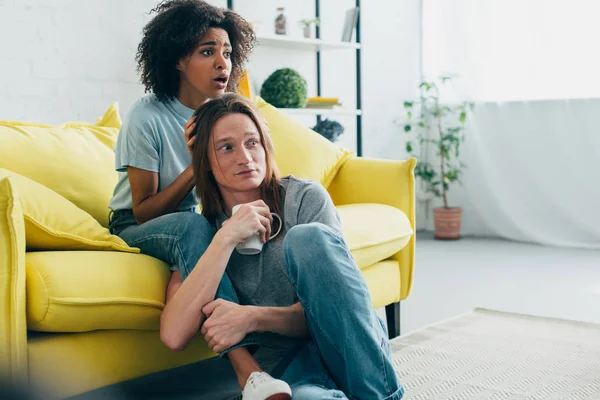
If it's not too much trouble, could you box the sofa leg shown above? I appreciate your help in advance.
[385,301,401,339]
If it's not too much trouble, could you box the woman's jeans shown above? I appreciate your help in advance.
[109,210,403,399]
[108,209,259,355]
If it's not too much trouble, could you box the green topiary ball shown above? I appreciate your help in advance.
[260,68,308,108]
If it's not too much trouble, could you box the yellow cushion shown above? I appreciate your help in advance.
[362,260,401,308]
[0,170,137,254]
[0,103,121,227]
[26,251,166,332]
[25,252,398,335]
[337,203,413,268]
[255,96,353,188]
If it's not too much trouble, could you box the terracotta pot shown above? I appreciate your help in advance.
[433,207,462,240]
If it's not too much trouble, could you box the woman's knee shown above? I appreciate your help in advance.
[173,212,215,243]
[167,213,215,277]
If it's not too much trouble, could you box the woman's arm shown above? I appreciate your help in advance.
[128,166,195,224]
[248,303,310,339]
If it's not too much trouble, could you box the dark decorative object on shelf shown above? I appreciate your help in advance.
[275,7,287,35]
[312,118,344,142]
[260,68,308,108]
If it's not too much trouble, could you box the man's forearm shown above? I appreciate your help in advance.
[248,303,310,338]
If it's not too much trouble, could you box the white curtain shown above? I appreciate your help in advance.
[418,0,600,248]
[457,99,600,249]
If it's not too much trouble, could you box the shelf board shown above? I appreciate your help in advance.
[278,108,362,116]
[256,34,360,51]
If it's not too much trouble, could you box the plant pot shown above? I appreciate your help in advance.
[433,207,462,240]
[303,26,311,38]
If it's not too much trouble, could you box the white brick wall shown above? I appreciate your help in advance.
[0,0,420,155]
[0,0,156,124]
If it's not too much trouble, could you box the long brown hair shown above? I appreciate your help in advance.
[190,93,283,224]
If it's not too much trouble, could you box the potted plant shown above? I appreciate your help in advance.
[312,118,344,142]
[403,75,474,239]
[260,68,308,108]
[299,18,319,38]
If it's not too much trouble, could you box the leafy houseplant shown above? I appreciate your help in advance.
[403,76,474,239]
[260,68,308,109]
[299,18,319,38]
[312,118,344,142]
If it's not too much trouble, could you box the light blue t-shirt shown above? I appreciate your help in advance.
[109,95,198,211]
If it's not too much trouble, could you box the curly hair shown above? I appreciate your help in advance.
[136,0,255,102]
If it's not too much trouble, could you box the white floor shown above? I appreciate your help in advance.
[401,232,600,335]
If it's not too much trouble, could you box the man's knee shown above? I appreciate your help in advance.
[284,223,334,249]
[284,223,343,278]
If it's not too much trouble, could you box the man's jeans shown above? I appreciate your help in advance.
[274,223,404,400]
[108,209,258,355]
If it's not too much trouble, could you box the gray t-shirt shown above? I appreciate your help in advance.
[217,175,343,373]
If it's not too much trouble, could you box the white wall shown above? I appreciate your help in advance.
[0,0,157,124]
[0,0,421,155]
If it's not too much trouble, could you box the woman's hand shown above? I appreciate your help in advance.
[184,117,197,156]
[221,200,273,245]
[201,299,255,353]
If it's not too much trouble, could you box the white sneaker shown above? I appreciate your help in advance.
[242,371,292,400]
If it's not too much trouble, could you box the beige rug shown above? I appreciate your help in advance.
[391,309,600,399]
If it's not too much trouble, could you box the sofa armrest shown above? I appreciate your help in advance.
[327,156,417,300]
[0,178,28,383]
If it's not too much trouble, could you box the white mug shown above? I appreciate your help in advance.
[231,204,282,255]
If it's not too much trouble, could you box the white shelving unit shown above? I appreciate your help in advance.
[227,1,363,154]
[254,34,362,120]
[255,34,361,52]
[278,108,362,116]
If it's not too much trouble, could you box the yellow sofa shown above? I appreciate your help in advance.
[0,100,415,399]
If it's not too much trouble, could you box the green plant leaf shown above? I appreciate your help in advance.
[407,111,412,119]
[404,125,412,133]
[403,101,413,109]
[419,82,432,91]
[405,141,413,153]
[459,111,467,124]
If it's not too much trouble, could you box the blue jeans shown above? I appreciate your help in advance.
[108,209,258,355]
[274,223,404,400]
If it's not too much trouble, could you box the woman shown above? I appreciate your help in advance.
[108,1,291,398]
[162,92,405,399]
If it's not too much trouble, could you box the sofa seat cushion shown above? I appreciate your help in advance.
[337,204,413,268]
[25,204,412,333]
[26,251,170,332]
